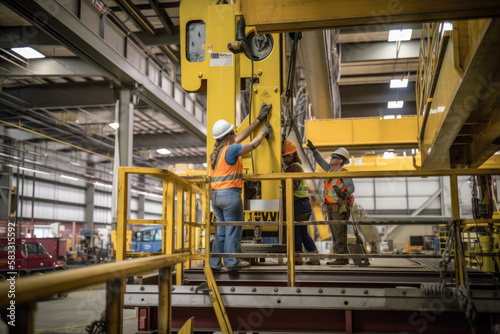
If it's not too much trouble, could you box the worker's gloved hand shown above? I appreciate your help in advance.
[306,139,316,151]
[333,185,347,199]
[262,123,272,139]
[257,103,272,122]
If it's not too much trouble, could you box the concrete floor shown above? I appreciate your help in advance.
[0,289,137,334]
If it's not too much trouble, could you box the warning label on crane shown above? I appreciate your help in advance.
[210,52,233,66]
[210,210,279,222]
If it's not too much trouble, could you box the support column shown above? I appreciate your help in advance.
[0,124,13,219]
[118,88,134,168]
[85,182,95,235]
[138,194,145,219]
[111,88,134,231]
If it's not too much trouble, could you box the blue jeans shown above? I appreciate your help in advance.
[294,197,317,253]
[210,188,243,269]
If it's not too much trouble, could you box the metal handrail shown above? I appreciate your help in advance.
[2,167,498,333]
[0,253,190,309]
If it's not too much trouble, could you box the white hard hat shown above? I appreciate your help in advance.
[212,119,234,140]
[331,147,350,164]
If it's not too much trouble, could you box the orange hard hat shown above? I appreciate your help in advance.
[282,141,297,156]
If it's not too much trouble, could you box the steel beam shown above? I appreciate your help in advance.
[340,83,416,105]
[0,58,101,77]
[342,40,419,62]
[298,31,333,119]
[4,82,114,108]
[125,285,500,332]
[0,26,60,48]
[181,268,496,288]
[341,58,419,76]
[421,19,500,168]
[237,0,500,33]
[305,116,420,151]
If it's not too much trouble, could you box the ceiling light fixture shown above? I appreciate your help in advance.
[383,151,395,159]
[157,148,171,155]
[388,29,412,42]
[390,78,408,88]
[19,167,50,175]
[11,47,45,59]
[61,175,80,181]
[109,122,119,129]
[388,101,404,109]
[95,182,113,188]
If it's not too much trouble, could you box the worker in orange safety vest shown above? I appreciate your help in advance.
[209,103,272,271]
[307,140,355,265]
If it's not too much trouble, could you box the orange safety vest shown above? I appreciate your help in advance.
[210,145,243,190]
[323,167,354,205]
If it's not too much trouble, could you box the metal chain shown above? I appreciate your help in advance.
[86,311,105,334]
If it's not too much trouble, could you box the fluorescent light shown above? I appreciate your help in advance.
[11,47,45,59]
[400,29,412,40]
[443,22,453,31]
[109,122,119,129]
[388,30,400,42]
[19,167,50,175]
[95,182,112,188]
[388,29,412,42]
[383,151,394,159]
[390,79,408,88]
[388,101,404,109]
[156,148,171,155]
[383,115,395,119]
[396,115,402,119]
[61,175,79,181]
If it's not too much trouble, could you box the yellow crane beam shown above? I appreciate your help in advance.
[236,0,500,33]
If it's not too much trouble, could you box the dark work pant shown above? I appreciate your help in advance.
[294,197,317,253]
[326,204,349,255]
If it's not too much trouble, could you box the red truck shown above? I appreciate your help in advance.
[0,238,63,276]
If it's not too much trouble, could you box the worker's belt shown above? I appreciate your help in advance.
[325,202,340,213]
[325,200,349,214]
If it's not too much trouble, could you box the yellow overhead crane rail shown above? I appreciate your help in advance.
[235,0,500,34]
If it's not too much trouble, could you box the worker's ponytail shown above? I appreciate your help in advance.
[209,140,225,170]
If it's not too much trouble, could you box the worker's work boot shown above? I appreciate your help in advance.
[226,260,251,272]
[294,252,303,265]
[326,259,349,265]
[306,250,320,265]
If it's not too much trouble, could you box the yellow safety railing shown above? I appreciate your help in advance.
[416,22,452,141]
[462,221,500,272]
[239,168,500,288]
[116,167,232,333]
[2,167,499,334]
[0,253,190,333]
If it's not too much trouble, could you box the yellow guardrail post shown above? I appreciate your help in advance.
[186,188,193,269]
[188,189,197,268]
[176,184,185,285]
[17,302,35,333]
[105,278,124,333]
[178,317,194,334]
[158,266,173,334]
[201,181,233,334]
[117,168,129,261]
[165,180,175,255]
[286,177,295,287]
